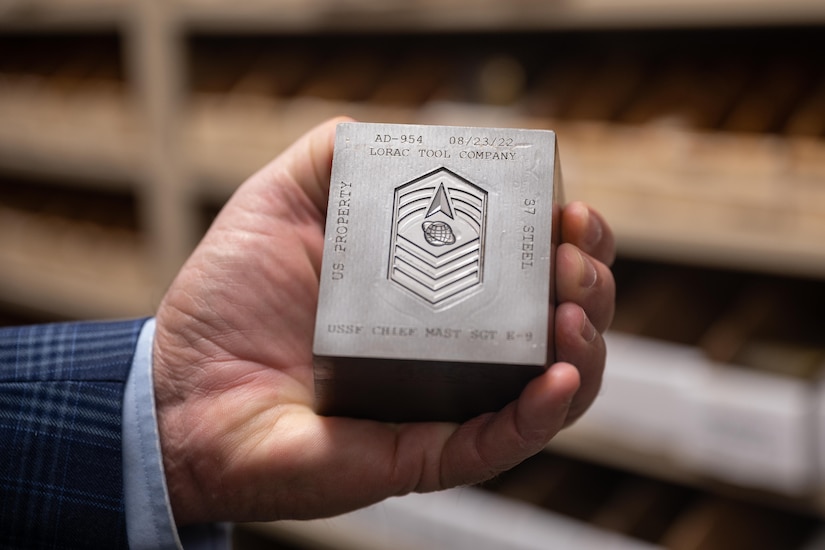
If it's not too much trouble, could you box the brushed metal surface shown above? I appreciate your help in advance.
[313,122,562,421]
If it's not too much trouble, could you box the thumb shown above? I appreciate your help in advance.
[251,116,354,213]
[434,362,581,489]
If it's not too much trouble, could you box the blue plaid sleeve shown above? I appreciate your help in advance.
[0,319,148,549]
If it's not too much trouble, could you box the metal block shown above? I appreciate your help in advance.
[313,122,563,422]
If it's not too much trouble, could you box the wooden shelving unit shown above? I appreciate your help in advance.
[4,2,825,547]
[0,0,126,30]
[174,0,825,32]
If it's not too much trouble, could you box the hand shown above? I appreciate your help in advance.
[153,117,615,525]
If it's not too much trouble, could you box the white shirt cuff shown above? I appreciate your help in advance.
[123,318,232,549]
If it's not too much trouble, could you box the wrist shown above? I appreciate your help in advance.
[152,324,206,526]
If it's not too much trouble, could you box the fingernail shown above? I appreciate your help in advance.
[581,315,597,343]
[584,207,603,248]
[579,250,598,289]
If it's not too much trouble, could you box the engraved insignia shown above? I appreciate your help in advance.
[389,167,487,306]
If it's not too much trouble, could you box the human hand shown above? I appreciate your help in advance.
[152,117,615,525]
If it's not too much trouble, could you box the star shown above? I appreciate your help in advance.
[425,182,455,219]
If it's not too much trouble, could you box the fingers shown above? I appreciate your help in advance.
[555,242,615,333]
[554,302,606,426]
[553,201,614,426]
[561,201,615,267]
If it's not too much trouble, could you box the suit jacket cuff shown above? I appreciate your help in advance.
[1,318,145,548]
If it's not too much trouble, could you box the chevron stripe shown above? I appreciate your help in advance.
[393,257,480,290]
[390,267,481,305]
[393,246,480,281]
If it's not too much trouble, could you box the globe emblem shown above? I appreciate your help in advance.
[422,221,456,247]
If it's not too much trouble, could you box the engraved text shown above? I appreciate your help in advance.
[372,325,417,337]
[459,150,516,161]
[425,327,462,339]
[327,323,363,334]
[521,225,535,270]
[370,147,410,157]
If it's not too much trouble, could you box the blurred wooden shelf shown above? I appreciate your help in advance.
[0,0,126,30]
[0,82,142,184]
[248,451,820,550]
[557,426,825,533]
[251,485,661,550]
[177,0,825,32]
[561,125,825,279]
[0,205,156,319]
[549,419,825,520]
[0,32,141,185]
